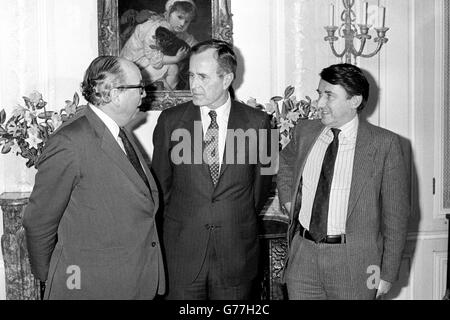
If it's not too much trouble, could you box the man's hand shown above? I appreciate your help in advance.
[376,279,392,299]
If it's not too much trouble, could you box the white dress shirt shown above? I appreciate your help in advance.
[200,95,231,170]
[299,116,359,235]
[90,104,127,155]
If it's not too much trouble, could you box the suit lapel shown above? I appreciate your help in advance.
[122,128,158,209]
[220,102,249,179]
[179,103,213,187]
[85,107,152,199]
[289,121,324,222]
[346,121,376,219]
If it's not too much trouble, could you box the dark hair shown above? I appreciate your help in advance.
[190,39,237,79]
[169,1,197,22]
[320,63,369,112]
[81,56,126,107]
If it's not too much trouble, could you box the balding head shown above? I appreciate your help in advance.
[82,56,145,126]
[81,56,127,107]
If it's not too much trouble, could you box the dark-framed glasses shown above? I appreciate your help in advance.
[115,82,145,95]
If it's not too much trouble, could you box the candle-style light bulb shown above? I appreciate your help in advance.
[329,4,335,26]
[380,6,386,28]
[363,2,368,25]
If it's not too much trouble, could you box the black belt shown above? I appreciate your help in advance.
[295,223,346,244]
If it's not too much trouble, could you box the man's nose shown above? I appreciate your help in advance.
[317,96,326,108]
[190,77,199,89]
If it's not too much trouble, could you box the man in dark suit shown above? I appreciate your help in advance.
[278,63,410,299]
[22,56,165,299]
[152,40,273,299]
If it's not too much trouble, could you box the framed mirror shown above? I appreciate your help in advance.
[98,0,233,111]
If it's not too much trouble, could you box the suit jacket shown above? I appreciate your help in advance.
[22,106,165,299]
[277,118,410,297]
[151,100,273,287]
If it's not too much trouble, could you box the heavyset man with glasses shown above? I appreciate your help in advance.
[23,56,165,299]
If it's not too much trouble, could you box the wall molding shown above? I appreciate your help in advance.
[433,251,447,299]
[269,0,286,96]
[407,230,448,241]
[435,0,450,218]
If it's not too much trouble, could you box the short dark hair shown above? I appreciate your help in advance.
[320,63,369,112]
[169,1,197,22]
[190,39,237,79]
[81,56,126,107]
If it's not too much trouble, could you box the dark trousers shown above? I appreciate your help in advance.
[166,240,253,300]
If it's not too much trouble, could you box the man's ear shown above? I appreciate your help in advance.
[350,95,363,110]
[109,88,121,105]
[223,73,234,90]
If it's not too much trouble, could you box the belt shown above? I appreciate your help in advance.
[295,223,346,244]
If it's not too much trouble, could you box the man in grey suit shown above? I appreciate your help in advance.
[152,40,273,299]
[23,56,165,299]
[278,63,410,300]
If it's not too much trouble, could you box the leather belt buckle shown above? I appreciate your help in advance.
[296,223,346,244]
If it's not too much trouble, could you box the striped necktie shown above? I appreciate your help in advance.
[309,128,341,242]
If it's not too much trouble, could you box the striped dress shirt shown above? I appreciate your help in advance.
[299,116,359,235]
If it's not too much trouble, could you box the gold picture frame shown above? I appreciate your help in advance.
[97,0,233,111]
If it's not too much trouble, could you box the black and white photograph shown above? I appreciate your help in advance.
[0,0,449,310]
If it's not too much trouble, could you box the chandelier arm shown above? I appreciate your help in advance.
[359,42,384,58]
[353,37,367,56]
[329,42,347,58]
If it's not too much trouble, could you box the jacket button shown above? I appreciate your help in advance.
[151,242,157,247]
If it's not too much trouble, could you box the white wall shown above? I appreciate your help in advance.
[0,0,98,299]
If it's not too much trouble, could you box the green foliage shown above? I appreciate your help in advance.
[0,91,85,168]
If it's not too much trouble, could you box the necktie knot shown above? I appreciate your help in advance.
[209,110,218,127]
[331,128,341,140]
[119,128,127,140]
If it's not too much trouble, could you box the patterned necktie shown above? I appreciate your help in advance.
[204,110,220,185]
[309,128,341,242]
[119,128,150,189]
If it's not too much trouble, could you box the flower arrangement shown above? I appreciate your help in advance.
[0,91,83,168]
[247,85,321,149]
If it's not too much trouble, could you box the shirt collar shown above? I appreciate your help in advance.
[337,115,358,139]
[200,94,231,121]
[325,115,359,140]
[90,104,120,139]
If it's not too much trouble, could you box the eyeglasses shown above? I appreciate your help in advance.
[115,82,145,95]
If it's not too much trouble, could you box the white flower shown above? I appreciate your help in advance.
[23,109,37,125]
[25,135,42,149]
[280,134,291,149]
[286,111,300,122]
[51,112,62,130]
[28,91,43,104]
[264,101,278,114]
[246,97,258,108]
[278,118,294,133]
[26,125,42,149]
